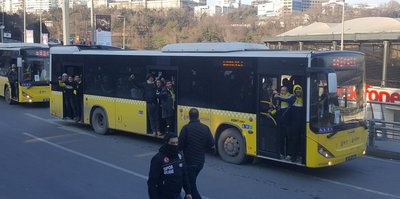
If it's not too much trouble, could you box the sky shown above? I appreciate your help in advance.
[211,0,398,6]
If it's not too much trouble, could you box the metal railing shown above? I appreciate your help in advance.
[367,101,400,147]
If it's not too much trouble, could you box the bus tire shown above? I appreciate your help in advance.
[4,87,13,105]
[91,108,109,135]
[218,128,246,164]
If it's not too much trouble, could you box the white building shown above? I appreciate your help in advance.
[3,0,59,13]
[194,4,235,16]
[257,0,283,17]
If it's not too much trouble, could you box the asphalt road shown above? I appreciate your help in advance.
[1,99,400,199]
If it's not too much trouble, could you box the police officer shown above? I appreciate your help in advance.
[148,133,192,199]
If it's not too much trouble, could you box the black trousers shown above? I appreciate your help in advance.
[187,165,203,199]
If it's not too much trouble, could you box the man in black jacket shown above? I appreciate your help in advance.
[148,133,192,199]
[7,64,18,99]
[178,108,214,199]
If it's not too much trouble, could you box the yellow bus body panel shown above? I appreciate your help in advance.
[18,85,51,103]
[0,76,9,97]
[50,91,64,118]
[115,98,147,135]
[305,124,368,168]
[177,106,257,156]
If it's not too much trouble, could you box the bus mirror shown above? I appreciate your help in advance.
[17,57,23,68]
[328,73,337,94]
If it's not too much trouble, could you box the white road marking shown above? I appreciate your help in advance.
[22,132,211,199]
[135,152,157,158]
[25,134,77,143]
[364,156,400,165]
[23,132,148,180]
[315,177,400,199]
[24,113,96,137]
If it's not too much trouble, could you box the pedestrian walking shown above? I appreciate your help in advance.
[148,133,192,199]
[178,108,214,199]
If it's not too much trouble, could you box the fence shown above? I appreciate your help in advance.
[367,101,400,147]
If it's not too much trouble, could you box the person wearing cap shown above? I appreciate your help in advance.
[148,133,192,199]
[7,64,18,99]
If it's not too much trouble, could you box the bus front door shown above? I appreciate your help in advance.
[257,75,280,158]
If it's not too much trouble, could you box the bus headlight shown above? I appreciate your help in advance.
[318,144,335,158]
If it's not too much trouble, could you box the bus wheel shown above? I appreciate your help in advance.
[4,87,13,105]
[218,128,246,164]
[91,108,109,135]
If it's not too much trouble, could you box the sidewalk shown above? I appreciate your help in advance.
[367,139,400,160]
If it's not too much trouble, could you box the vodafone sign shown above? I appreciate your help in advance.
[366,84,400,103]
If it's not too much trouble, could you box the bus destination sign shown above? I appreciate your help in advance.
[223,60,244,68]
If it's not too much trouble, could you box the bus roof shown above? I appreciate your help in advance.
[50,43,363,58]
[0,43,49,49]
[161,42,268,52]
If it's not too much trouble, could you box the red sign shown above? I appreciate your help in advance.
[366,84,400,103]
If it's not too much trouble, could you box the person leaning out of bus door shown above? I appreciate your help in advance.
[73,75,83,123]
[288,84,304,163]
[274,86,294,161]
[147,133,192,199]
[160,80,176,134]
[130,73,159,136]
[7,64,18,100]
[58,74,76,120]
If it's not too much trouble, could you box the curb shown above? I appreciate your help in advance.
[366,147,400,161]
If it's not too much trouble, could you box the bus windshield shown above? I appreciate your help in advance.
[21,49,50,84]
[310,54,365,133]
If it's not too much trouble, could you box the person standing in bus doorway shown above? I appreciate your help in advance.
[155,79,166,136]
[59,74,76,119]
[130,73,159,136]
[160,80,176,134]
[74,75,83,123]
[288,84,304,163]
[148,133,192,199]
[7,64,18,100]
[178,108,215,199]
[274,86,294,160]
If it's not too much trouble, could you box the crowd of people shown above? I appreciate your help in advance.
[129,72,176,137]
[58,73,83,122]
[260,77,305,163]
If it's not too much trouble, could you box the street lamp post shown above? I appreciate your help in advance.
[39,11,42,44]
[24,0,26,43]
[322,0,345,51]
[118,16,126,49]
[340,1,345,51]
[1,1,4,43]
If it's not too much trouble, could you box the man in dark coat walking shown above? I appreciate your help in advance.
[178,108,214,199]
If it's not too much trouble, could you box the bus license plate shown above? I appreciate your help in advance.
[346,155,356,161]
[43,98,50,102]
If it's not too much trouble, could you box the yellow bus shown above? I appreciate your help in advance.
[0,43,51,104]
[50,43,368,168]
